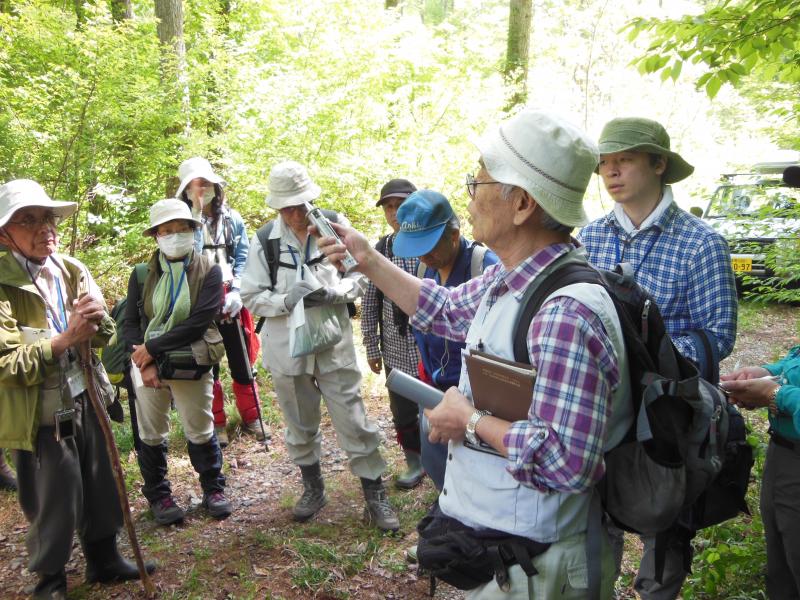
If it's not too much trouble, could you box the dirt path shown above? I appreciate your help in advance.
[0,305,796,599]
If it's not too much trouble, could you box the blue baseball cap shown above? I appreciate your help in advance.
[393,190,455,258]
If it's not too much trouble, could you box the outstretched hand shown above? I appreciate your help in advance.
[313,221,376,273]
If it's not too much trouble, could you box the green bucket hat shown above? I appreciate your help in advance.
[597,117,694,184]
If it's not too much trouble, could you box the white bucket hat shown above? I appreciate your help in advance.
[475,108,598,228]
[266,161,321,209]
[143,198,202,236]
[0,179,77,228]
[175,157,226,199]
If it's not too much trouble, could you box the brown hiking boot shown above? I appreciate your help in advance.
[241,419,269,441]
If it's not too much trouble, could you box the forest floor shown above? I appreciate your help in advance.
[0,303,796,600]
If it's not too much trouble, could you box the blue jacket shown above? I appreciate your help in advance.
[413,237,498,390]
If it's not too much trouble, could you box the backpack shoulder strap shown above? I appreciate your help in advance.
[256,220,283,290]
[133,262,149,329]
[376,233,391,257]
[512,262,603,364]
[469,244,488,278]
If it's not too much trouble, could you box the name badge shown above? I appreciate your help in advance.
[65,362,87,398]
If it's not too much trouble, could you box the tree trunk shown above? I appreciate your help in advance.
[385,0,399,8]
[154,0,190,134]
[74,0,85,28]
[504,0,532,109]
[110,0,134,21]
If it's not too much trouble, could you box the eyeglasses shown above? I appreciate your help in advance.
[8,213,60,230]
[465,173,499,199]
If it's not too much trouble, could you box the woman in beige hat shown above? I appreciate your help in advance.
[123,198,232,526]
[0,179,155,599]
[175,157,266,446]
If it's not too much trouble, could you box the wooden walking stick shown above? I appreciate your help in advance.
[79,340,157,598]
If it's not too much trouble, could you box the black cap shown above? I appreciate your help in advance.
[377,178,417,207]
[783,165,800,188]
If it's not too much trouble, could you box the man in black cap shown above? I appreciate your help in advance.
[361,179,424,488]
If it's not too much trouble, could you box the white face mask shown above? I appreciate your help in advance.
[201,187,216,206]
[157,232,195,259]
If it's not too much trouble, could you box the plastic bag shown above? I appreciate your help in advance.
[288,264,342,358]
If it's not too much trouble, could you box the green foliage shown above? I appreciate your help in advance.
[625,1,800,124]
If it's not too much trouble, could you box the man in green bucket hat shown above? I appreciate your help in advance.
[579,118,738,599]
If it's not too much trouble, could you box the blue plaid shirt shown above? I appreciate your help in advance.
[578,200,737,363]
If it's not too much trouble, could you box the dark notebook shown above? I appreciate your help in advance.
[464,349,536,422]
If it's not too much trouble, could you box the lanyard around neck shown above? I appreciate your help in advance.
[25,258,68,333]
[614,228,661,277]
[165,258,189,319]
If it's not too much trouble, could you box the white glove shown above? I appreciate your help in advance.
[223,290,243,317]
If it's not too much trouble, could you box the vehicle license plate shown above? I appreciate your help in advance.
[731,257,752,272]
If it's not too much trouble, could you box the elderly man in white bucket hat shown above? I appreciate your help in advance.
[0,179,155,599]
[316,109,627,598]
[240,160,400,532]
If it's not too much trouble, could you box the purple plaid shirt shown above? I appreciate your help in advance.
[410,243,620,493]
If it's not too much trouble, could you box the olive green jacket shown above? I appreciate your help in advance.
[0,246,114,451]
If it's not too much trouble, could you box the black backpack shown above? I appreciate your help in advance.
[512,259,753,590]
[255,210,357,318]
[101,263,149,384]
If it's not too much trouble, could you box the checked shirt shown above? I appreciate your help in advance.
[410,243,620,493]
[578,197,737,364]
[361,233,420,375]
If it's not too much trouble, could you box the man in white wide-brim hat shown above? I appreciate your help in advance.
[240,160,400,532]
[0,179,155,599]
[316,109,627,598]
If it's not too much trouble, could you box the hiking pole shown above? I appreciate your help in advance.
[232,315,269,451]
[79,341,156,598]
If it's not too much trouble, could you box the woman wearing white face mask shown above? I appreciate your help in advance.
[122,199,233,526]
[176,157,266,447]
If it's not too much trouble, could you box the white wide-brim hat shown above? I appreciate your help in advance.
[143,198,202,236]
[175,157,226,199]
[475,108,598,228]
[266,160,321,210]
[0,179,77,228]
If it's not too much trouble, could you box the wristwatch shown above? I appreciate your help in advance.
[465,409,491,446]
[769,385,781,417]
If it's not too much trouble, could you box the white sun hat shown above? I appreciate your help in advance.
[175,157,226,199]
[143,198,202,236]
[0,179,77,228]
[474,108,598,228]
[266,161,322,209]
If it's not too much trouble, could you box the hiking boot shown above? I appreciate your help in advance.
[0,451,16,492]
[242,419,268,441]
[215,426,229,449]
[150,495,185,526]
[202,490,233,520]
[33,570,66,600]
[84,534,157,583]
[293,475,328,522]
[395,450,424,489]
[363,483,400,532]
